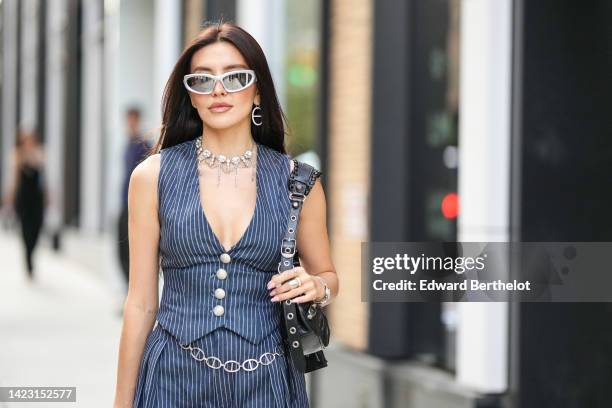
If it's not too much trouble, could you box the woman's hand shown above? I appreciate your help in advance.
[267,266,325,304]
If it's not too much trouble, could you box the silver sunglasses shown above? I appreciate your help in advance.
[183,69,257,95]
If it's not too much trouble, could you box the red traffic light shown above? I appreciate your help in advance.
[441,192,459,219]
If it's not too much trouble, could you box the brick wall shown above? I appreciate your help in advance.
[327,0,372,351]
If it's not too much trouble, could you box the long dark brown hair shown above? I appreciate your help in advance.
[149,19,289,156]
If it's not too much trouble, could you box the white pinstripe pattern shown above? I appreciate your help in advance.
[133,139,308,407]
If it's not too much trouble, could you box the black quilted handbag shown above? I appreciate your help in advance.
[277,158,330,373]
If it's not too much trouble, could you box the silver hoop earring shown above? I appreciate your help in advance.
[251,105,263,126]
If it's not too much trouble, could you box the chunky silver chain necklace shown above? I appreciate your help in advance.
[195,135,257,187]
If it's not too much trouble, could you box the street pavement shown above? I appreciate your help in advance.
[0,231,124,407]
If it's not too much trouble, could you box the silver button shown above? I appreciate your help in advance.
[214,288,226,300]
[213,305,225,316]
[216,268,228,280]
[220,253,231,263]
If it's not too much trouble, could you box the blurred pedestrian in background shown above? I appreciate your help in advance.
[2,129,48,282]
[118,107,152,287]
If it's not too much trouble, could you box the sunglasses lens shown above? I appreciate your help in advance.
[185,75,215,94]
[222,71,254,92]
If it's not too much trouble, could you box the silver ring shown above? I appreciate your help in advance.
[288,277,302,288]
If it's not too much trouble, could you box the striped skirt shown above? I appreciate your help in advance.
[133,322,309,407]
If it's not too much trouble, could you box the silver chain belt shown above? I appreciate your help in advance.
[177,340,284,373]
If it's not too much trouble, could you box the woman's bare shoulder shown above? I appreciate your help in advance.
[129,153,161,200]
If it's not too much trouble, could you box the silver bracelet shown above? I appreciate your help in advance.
[314,276,331,307]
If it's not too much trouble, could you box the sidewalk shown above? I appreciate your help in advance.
[0,232,124,408]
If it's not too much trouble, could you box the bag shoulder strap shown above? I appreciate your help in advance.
[278,158,324,373]
[288,158,322,197]
[278,159,322,264]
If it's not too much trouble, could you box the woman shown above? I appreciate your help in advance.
[114,21,338,408]
[3,130,47,282]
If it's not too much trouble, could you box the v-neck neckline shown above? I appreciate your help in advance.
[192,138,261,254]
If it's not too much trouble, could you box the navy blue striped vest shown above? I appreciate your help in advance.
[155,138,291,345]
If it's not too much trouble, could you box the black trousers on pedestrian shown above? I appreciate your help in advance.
[118,206,130,284]
[19,211,43,277]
